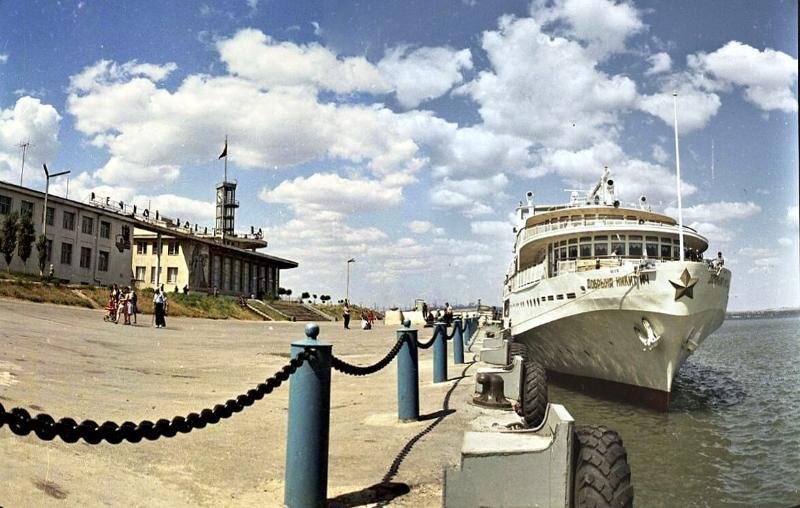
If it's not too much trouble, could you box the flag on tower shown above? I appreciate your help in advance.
[218,139,228,159]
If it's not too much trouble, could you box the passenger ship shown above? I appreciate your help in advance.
[504,168,731,410]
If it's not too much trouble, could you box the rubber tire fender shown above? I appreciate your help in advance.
[508,340,528,363]
[521,357,547,428]
[573,425,634,508]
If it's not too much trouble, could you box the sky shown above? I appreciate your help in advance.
[0,0,797,311]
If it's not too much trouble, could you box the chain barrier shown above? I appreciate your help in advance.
[445,324,458,340]
[0,349,312,444]
[416,328,439,349]
[330,334,406,376]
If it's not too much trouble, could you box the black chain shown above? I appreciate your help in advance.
[0,349,312,444]
[331,335,406,376]
[416,328,439,349]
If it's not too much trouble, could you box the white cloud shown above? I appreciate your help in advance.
[216,28,389,94]
[260,173,402,215]
[645,52,671,75]
[407,220,444,235]
[0,53,8,64]
[430,173,509,217]
[536,0,645,58]
[637,82,721,132]
[688,41,798,113]
[738,246,778,258]
[787,205,799,226]
[778,237,794,247]
[69,60,176,93]
[665,201,762,222]
[94,158,180,185]
[534,140,696,203]
[0,96,62,183]
[378,45,472,108]
[747,257,780,274]
[651,144,668,163]
[689,221,734,243]
[457,15,638,150]
[470,220,513,238]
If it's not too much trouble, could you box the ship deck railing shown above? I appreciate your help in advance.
[523,217,698,239]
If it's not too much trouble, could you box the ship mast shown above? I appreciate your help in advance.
[673,92,685,262]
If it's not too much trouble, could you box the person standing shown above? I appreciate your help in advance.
[153,288,167,328]
[343,301,351,330]
[130,287,138,325]
[445,302,453,326]
[367,309,375,328]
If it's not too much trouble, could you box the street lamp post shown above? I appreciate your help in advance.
[346,258,355,302]
[41,164,70,274]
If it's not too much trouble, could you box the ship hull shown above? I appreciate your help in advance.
[508,262,730,411]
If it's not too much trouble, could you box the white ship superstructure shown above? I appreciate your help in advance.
[505,168,731,410]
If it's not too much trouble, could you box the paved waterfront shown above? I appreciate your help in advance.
[0,298,482,507]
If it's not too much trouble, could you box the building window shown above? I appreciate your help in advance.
[0,195,11,215]
[150,266,162,284]
[167,267,178,283]
[100,221,111,239]
[168,241,179,255]
[98,250,109,272]
[46,207,55,226]
[137,242,147,255]
[63,211,75,230]
[45,239,53,262]
[60,243,73,265]
[20,200,34,217]
[80,247,92,269]
[135,266,146,281]
[82,216,94,235]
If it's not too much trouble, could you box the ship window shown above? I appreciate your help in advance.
[559,240,567,246]
[646,243,658,257]
[594,243,608,256]
[579,236,591,242]
[548,295,554,301]
[594,235,608,240]
[630,235,643,241]
[661,237,671,243]
[557,294,564,300]
[559,248,567,260]
[566,293,576,299]
[673,238,679,244]
[673,245,680,258]
[568,238,577,244]
[646,236,658,242]
[629,242,643,256]
[660,244,672,258]
[579,244,591,258]
[611,239,626,256]
[568,245,578,258]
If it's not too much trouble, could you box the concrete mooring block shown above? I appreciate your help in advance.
[444,404,575,508]
[479,339,508,366]
[474,355,524,402]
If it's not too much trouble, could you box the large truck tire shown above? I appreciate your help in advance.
[573,425,634,507]
[509,340,528,363]
[521,358,547,428]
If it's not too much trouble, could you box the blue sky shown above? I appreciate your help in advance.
[1,0,797,310]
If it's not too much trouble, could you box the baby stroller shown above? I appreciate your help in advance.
[103,298,117,322]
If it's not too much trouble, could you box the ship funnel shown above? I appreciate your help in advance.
[525,191,534,206]
[606,179,615,203]
[639,195,647,210]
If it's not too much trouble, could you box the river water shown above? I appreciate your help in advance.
[549,316,800,507]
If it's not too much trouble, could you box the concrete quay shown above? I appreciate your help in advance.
[0,298,487,507]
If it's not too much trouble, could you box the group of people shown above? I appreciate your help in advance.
[424,302,454,327]
[105,283,138,325]
[104,283,169,328]
[341,301,377,330]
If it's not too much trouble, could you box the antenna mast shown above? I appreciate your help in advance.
[673,92,685,262]
[18,141,31,186]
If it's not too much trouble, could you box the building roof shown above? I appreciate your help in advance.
[0,180,136,222]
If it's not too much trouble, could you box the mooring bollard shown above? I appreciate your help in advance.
[433,321,448,383]
[396,319,419,422]
[285,323,332,508]
[453,319,464,364]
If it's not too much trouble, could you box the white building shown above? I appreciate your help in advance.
[0,181,134,285]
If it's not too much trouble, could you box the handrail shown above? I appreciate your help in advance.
[522,218,699,240]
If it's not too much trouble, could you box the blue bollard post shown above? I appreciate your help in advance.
[462,316,469,348]
[285,323,331,508]
[396,319,419,422]
[433,321,448,383]
[453,320,464,364]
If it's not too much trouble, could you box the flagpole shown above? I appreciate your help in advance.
[224,134,228,182]
[673,92,685,262]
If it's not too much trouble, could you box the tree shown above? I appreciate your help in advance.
[285,289,292,297]
[16,213,36,266]
[312,293,318,304]
[1,211,19,266]
[35,234,48,275]
[301,291,310,300]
